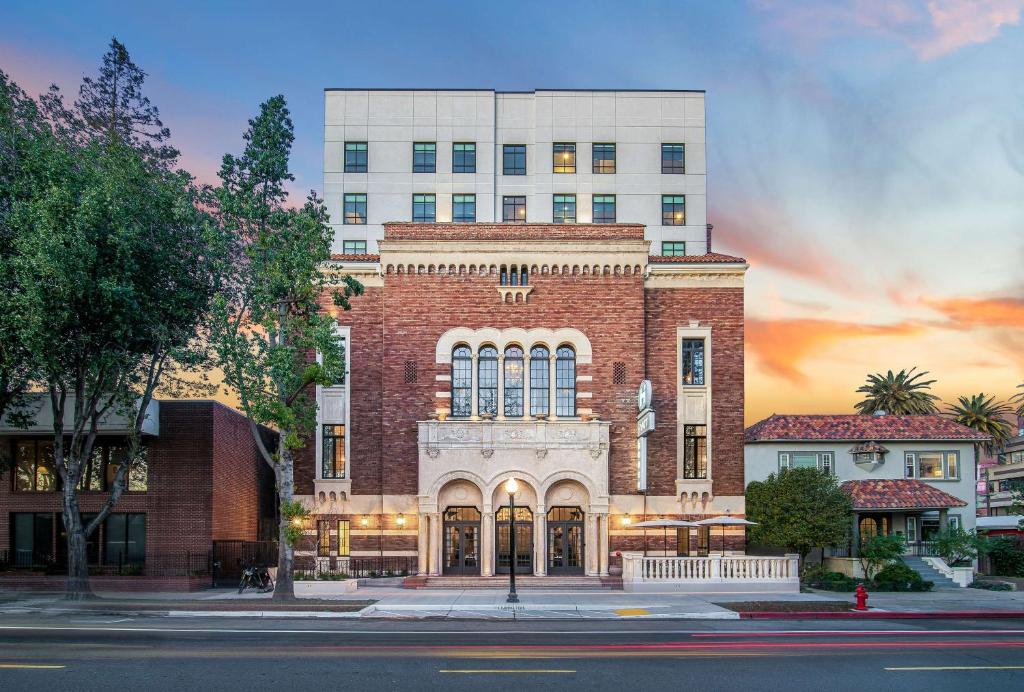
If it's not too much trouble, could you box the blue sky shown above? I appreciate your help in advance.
[3,0,1022,421]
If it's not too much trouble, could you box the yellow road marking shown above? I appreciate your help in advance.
[614,608,650,617]
[0,664,66,670]
[440,669,576,674]
[886,666,1024,671]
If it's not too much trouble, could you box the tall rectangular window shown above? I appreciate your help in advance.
[342,240,367,255]
[322,424,346,479]
[412,194,436,222]
[592,143,615,173]
[662,143,685,173]
[663,195,686,225]
[14,440,56,492]
[453,142,476,173]
[413,142,436,173]
[503,144,526,175]
[317,520,332,557]
[681,338,705,385]
[102,445,147,492]
[662,241,687,256]
[104,513,145,565]
[343,193,366,224]
[553,194,576,223]
[503,196,526,222]
[344,142,367,173]
[338,519,351,557]
[452,194,476,222]
[12,512,53,566]
[529,346,549,416]
[683,425,707,479]
[592,195,616,223]
[553,143,576,173]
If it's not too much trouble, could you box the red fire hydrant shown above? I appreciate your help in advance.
[855,583,869,611]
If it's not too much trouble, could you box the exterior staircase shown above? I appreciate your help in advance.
[902,557,960,588]
[403,575,622,590]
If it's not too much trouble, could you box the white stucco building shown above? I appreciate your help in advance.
[323,89,708,255]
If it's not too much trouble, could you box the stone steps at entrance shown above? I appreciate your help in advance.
[403,575,623,590]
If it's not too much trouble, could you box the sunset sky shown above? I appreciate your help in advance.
[2,0,1022,424]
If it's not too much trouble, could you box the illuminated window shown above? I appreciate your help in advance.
[553,194,576,223]
[592,143,615,173]
[503,145,526,175]
[14,440,56,492]
[322,424,346,479]
[342,240,367,255]
[453,142,476,173]
[338,519,350,556]
[413,142,436,172]
[681,338,704,385]
[663,195,685,226]
[344,142,367,173]
[503,196,526,222]
[412,194,435,222]
[553,143,576,173]
[453,194,476,222]
[906,451,959,480]
[662,143,685,174]
[593,195,616,223]
[662,241,687,256]
[343,193,366,224]
[503,346,524,418]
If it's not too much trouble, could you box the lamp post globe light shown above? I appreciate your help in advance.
[504,477,519,603]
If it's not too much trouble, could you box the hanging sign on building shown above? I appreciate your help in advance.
[636,379,655,492]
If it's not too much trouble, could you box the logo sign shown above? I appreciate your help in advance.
[636,379,654,493]
[637,409,656,436]
[637,379,653,412]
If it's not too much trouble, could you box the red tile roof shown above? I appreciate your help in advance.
[745,414,989,443]
[840,479,968,509]
[329,254,380,262]
[648,252,746,264]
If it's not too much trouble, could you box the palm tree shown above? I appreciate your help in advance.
[1011,383,1024,417]
[946,393,1014,457]
[854,368,940,415]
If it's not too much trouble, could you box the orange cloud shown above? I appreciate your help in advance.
[746,317,924,383]
[922,295,1024,328]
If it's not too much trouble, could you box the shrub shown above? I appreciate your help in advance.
[979,536,1024,577]
[969,580,1013,591]
[873,562,933,592]
[932,527,981,566]
[802,565,858,592]
[858,534,905,581]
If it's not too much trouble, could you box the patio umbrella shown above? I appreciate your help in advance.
[696,516,758,556]
[631,519,701,556]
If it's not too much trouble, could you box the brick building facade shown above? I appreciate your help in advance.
[1,400,276,585]
[300,222,748,576]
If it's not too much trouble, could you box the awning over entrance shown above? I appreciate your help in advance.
[840,479,968,510]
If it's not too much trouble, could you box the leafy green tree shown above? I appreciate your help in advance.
[854,367,940,415]
[931,527,981,566]
[857,534,905,581]
[946,393,1013,457]
[746,468,853,567]
[210,95,362,600]
[10,41,221,598]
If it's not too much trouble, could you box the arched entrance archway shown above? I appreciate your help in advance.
[495,505,533,574]
[547,506,585,575]
[442,506,481,575]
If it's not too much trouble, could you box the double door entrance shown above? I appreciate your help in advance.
[443,505,586,576]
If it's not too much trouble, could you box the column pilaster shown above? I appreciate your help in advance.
[598,513,610,576]
[470,354,479,420]
[548,355,557,418]
[523,354,532,420]
[429,512,442,575]
[481,511,494,576]
[496,355,505,420]
[534,505,547,576]
[417,513,429,575]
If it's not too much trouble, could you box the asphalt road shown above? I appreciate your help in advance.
[2,614,1024,690]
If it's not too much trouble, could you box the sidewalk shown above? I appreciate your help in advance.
[3,585,1024,620]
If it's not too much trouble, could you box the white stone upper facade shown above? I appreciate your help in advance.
[323,89,707,255]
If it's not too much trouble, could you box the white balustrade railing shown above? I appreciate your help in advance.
[621,552,800,586]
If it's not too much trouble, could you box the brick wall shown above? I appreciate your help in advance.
[644,287,745,497]
[211,403,275,541]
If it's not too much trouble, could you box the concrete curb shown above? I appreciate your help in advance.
[739,610,1024,619]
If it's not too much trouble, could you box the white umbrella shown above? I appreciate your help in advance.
[630,519,701,556]
[697,516,758,556]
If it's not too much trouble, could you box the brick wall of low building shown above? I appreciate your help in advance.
[211,403,276,542]
[643,287,745,497]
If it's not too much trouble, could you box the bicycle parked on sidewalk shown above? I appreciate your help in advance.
[238,564,274,594]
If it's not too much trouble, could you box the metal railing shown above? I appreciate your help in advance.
[300,556,418,579]
[0,549,211,577]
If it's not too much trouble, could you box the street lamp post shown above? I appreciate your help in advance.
[504,477,519,603]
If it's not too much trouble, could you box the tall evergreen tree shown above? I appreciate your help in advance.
[211,95,362,600]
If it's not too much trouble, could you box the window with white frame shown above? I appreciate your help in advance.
[317,327,349,481]
[778,452,834,474]
[904,451,959,480]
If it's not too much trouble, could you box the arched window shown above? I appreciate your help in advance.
[520,265,529,285]
[451,346,472,417]
[530,346,549,416]
[478,346,498,417]
[503,346,524,417]
[555,345,576,417]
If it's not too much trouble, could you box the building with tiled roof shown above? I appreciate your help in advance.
[745,412,982,565]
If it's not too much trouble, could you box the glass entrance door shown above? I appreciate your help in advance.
[442,507,481,575]
[495,506,533,575]
[547,506,584,575]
